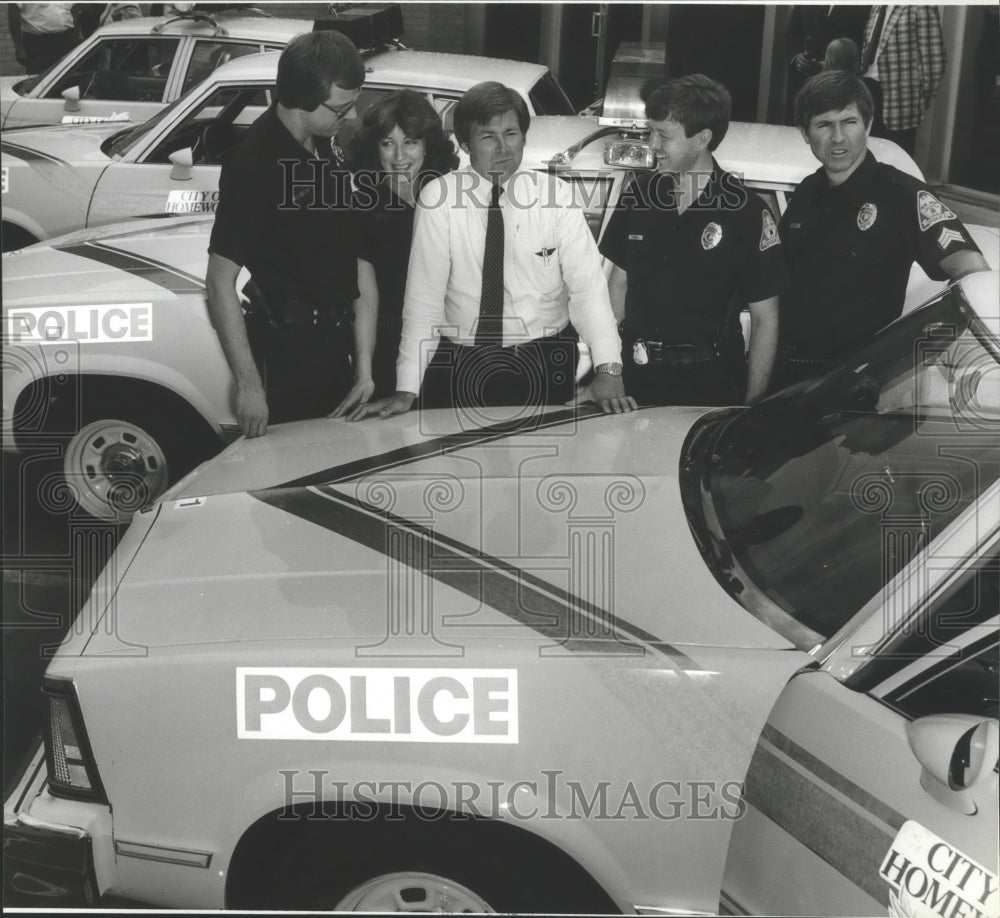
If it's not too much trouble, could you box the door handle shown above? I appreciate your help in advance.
[591,10,603,38]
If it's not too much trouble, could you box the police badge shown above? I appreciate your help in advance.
[857,202,877,231]
[701,222,722,250]
[633,340,649,365]
[759,210,780,251]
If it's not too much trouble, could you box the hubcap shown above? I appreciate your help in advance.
[334,872,494,913]
[63,419,169,521]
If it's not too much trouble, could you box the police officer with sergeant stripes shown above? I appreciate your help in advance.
[600,75,785,407]
[775,70,988,388]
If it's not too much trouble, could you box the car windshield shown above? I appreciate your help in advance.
[100,84,196,158]
[681,283,1000,649]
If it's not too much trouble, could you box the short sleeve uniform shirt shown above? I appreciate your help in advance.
[779,151,980,354]
[209,105,359,305]
[599,164,787,345]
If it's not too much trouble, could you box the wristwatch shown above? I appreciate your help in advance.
[595,362,623,376]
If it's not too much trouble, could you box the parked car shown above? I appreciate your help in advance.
[4,271,998,913]
[0,43,575,250]
[1,7,306,131]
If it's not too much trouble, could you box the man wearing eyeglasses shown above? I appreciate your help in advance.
[207,31,367,437]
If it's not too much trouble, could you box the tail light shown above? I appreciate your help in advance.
[43,678,106,803]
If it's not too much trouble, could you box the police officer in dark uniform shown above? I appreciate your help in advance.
[206,30,368,437]
[776,70,988,388]
[600,75,786,407]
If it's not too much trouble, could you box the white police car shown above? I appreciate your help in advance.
[1,37,574,249]
[0,7,306,131]
[4,272,998,913]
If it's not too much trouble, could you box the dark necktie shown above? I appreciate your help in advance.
[475,183,504,347]
[860,5,888,72]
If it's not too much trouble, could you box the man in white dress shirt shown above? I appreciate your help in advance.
[351,81,635,418]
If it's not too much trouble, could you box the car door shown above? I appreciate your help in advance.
[5,36,185,129]
[721,507,999,917]
[86,81,273,228]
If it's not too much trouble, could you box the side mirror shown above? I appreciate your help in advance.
[61,85,81,112]
[168,148,194,182]
[906,714,999,815]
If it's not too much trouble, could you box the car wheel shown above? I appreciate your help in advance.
[333,871,495,913]
[63,417,172,521]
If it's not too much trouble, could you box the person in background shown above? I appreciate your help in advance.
[775,71,988,389]
[784,5,871,123]
[859,5,945,155]
[600,75,785,407]
[8,3,79,74]
[352,81,634,419]
[206,31,366,437]
[823,36,885,132]
[74,2,142,38]
[334,91,459,414]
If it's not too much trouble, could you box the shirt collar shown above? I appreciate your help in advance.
[822,149,879,204]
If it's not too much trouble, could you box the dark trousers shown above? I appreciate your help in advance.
[248,321,353,424]
[420,330,578,410]
[22,30,79,74]
[623,356,743,407]
[372,321,402,399]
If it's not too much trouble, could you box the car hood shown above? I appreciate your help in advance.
[528,116,923,183]
[0,121,122,166]
[2,216,214,304]
[79,406,799,654]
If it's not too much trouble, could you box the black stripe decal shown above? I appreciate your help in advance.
[250,484,701,670]
[56,242,205,294]
[1,141,66,166]
[277,406,606,489]
[744,725,906,906]
[761,723,906,831]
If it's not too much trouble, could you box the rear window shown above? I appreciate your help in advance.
[528,73,575,116]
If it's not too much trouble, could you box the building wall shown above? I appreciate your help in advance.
[0,2,467,78]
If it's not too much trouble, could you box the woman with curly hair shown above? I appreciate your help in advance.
[335,90,459,411]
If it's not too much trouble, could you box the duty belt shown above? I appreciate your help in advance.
[273,300,353,329]
[631,338,720,368]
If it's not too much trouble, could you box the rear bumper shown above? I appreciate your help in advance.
[3,740,98,906]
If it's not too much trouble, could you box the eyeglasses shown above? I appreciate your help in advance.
[319,90,361,119]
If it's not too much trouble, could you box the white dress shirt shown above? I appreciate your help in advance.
[396,167,622,395]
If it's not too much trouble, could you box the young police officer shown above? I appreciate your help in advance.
[776,71,988,387]
[600,75,785,407]
[206,31,367,437]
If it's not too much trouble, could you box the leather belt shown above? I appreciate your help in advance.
[780,344,834,367]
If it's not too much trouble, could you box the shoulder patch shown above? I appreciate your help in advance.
[759,210,780,251]
[916,190,957,232]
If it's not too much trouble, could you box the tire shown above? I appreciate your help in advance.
[333,871,495,913]
[2,223,39,253]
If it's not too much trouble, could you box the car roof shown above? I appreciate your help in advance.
[523,116,924,186]
[363,49,548,92]
[202,47,548,94]
[90,13,312,43]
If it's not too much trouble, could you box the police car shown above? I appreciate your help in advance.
[4,271,998,913]
[0,7,305,131]
[0,34,575,249]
